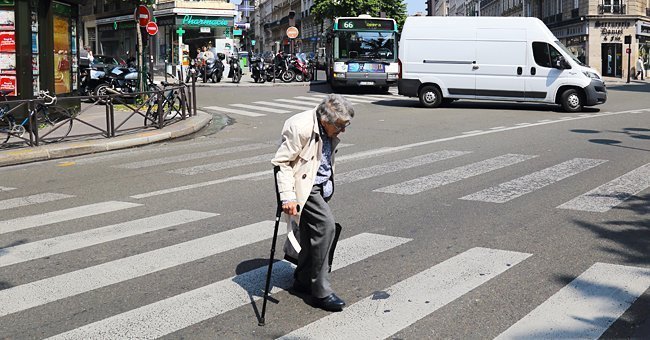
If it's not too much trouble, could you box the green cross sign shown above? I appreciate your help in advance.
[176,27,185,36]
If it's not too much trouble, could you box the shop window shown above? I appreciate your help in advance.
[599,0,626,14]
[53,2,77,95]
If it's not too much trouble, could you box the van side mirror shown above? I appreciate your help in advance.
[555,56,571,70]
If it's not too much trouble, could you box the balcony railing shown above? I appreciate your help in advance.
[598,3,626,14]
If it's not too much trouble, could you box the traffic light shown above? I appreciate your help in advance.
[288,10,296,27]
[425,0,431,15]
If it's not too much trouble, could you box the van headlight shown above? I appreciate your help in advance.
[582,71,600,80]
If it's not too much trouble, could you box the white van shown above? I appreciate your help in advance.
[398,17,607,112]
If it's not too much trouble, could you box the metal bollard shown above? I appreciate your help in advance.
[192,76,197,116]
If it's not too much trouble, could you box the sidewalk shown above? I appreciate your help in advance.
[0,103,214,167]
[602,76,648,86]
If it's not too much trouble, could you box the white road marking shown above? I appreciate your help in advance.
[46,233,411,340]
[230,104,290,114]
[460,158,607,203]
[168,153,275,176]
[463,130,484,134]
[495,263,650,340]
[0,193,74,211]
[336,150,472,184]
[0,201,142,235]
[515,123,532,126]
[0,186,15,191]
[341,96,375,103]
[253,101,314,111]
[293,96,324,103]
[204,106,265,117]
[114,143,271,169]
[375,154,537,195]
[279,247,531,340]
[490,126,507,130]
[0,210,217,268]
[0,221,283,317]
[557,163,650,212]
[67,138,247,165]
[275,99,319,107]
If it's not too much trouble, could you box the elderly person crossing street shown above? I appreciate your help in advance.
[271,94,354,312]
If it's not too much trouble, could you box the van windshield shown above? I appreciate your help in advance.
[555,41,585,66]
[334,31,396,62]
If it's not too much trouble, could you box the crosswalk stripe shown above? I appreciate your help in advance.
[0,221,283,317]
[204,106,265,117]
[362,94,400,100]
[495,262,650,339]
[343,95,383,103]
[557,163,650,212]
[460,158,607,203]
[293,96,324,103]
[113,143,271,169]
[279,247,531,340]
[275,99,320,107]
[0,186,15,191]
[0,210,217,268]
[375,154,537,195]
[253,101,314,111]
[69,138,247,165]
[341,96,375,103]
[0,201,142,235]
[336,150,472,184]
[0,193,74,211]
[231,104,290,114]
[47,233,411,340]
[168,153,275,176]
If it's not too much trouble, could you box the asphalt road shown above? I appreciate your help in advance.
[1,81,649,339]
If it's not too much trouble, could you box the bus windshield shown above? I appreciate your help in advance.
[334,31,396,62]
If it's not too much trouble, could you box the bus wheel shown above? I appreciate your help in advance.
[419,86,442,108]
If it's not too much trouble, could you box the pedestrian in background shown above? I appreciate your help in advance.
[271,94,354,312]
[636,56,645,80]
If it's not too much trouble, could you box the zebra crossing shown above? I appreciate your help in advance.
[204,89,400,117]
[0,183,649,338]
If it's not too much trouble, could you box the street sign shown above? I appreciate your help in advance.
[146,21,158,36]
[626,48,631,54]
[136,5,150,27]
[286,26,299,39]
[251,40,256,46]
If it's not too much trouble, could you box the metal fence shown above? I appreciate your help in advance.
[0,80,197,149]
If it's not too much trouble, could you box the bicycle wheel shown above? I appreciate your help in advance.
[37,105,74,143]
[0,114,13,144]
[163,92,182,120]
[144,94,160,126]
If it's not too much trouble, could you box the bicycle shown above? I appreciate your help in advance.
[0,90,74,145]
[143,81,183,126]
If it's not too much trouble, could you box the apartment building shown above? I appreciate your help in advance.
[424,0,650,77]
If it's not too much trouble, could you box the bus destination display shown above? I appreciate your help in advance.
[338,19,395,31]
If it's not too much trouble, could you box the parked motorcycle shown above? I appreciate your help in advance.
[79,65,106,101]
[93,64,139,102]
[290,54,312,82]
[228,54,242,83]
[266,52,294,83]
[251,55,266,83]
[203,53,225,83]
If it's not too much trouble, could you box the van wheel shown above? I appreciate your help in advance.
[419,86,442,108]
[561,89,583,112]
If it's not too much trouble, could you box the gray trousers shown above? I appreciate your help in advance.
[294,184,336,299]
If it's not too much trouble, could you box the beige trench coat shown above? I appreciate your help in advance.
[271,109,339,259]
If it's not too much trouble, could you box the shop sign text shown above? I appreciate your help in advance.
[595,21,631,42]
[181,16,230,27]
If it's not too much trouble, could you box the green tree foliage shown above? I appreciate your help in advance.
[311,0,407,31]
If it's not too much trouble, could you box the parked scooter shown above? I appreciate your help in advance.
[228,54,242,83]
[251,55,266,83]
[265,52,294,83]
[290,54,312,82]
[203,53,225,83]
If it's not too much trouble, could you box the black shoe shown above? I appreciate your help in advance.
[314,293,345,312]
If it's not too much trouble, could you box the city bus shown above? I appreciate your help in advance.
[325,15,399,92]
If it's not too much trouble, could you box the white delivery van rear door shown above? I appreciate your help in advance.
[474,28,527,100]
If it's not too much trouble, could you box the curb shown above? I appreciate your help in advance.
[0,111,213,167]
[182,80,327,88]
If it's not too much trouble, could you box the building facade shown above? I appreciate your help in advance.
[425,0,650,78]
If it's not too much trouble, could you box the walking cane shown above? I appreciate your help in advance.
[259,166,298,326]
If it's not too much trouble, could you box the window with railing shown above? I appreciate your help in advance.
[599,0,626,14]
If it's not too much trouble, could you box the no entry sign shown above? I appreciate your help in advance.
[136,5,150,27]
[286,26,299,39]
[146,21,158,36]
